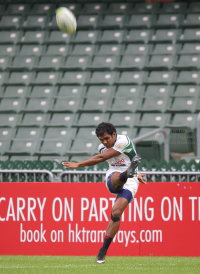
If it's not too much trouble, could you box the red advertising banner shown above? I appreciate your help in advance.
[0,182,200,256]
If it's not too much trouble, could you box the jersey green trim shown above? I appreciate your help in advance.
[99,146,105,154]
[122,137,136,160]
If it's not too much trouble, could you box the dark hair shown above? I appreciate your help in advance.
[95,122,116,137]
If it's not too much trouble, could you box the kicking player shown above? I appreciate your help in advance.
[62,122,147,264]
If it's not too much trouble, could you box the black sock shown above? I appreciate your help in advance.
[101,236,113,251]
[119,171,127,182]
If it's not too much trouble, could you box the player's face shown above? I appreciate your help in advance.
[98,132,116,148]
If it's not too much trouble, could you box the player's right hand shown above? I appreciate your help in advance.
[62,162,79,169]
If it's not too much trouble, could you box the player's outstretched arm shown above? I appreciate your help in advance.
[138,173,147,184]
[62,148,121,169]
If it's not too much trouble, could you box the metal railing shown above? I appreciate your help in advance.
[132,128,169,162]
[0,170,54,182]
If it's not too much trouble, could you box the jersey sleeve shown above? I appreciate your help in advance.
[113,135,137,160]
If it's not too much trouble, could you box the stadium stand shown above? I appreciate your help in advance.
[0,0,200,178]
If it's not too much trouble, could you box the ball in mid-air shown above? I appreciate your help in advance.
[56,7,77,34]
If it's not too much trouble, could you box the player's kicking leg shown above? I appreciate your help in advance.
[95,155,141,264]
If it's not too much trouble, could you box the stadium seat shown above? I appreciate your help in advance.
[6,72,33,85]
[109,113,140,127]
[0,141,11,156]
[68,139,99,156]
[108,98,140,113]
[58,3,81,16]
[0,31,20,44]
[46,31,71,44]
[6,4,30,15]
[15,127,44,140]
[125,15,155,29]
[144,85,173,98]
[47,15,59,30]
[0,16,23,30]
[99,15,125,29]
[0,56,11,71]
[153,14,182,28]
[173,55,200,70]
[107,3,132,14]
[133,3,160,14]
[188,2,200,13]
[167,97,198,113]
[70,44,95,56]
[36,140,71,156]
[180,43,200,54]
[116,55,146,70]
[22,98,51,113]
[59,72,89,85]
[123,44,151,55]
[34,56,63,71]
[44,127,76,140]
[0,98,23,113]
[173,85,200,98]
[50,97,80,113]
[151,29,180,43]
[32,72,60,85]
[179,29,200,42]
[0,114,19,128]
[61,56,89,71]
[145,71,176,85]
[136,113,171,128]
[77,15,99,29]
[88,56,118,70]
[8,56,37,71]
[0,45,18,57]
[181,14,200,28]
[82,3,107,14]
[95,44,122,56]
[73,113,109,127]
[6,140,40,155]
[56,86,85,98]
[20,31,46,44]
[159,2,187,13]
[0,128,15,140]
[98,30,124,44]
[166,113,198,129]
[45,113,75,127]
[1,86,28,98]
[75,127,96,140]
[115,85,144,98]
[28,86,56,98]
[22,16,48,30]
[137,97,169,113]
[79,97,111,112]
[19,45,44,56]
[151,43,180,55]
[45,45,69,56]
[88,71,117,85]
[123,30,151,44]
[174,71,200,84]
[85,85,115,98]
[115,127,137,139]
[18,113,48,127]
[71,30,99,44]
[0,4,6,15]
[29,4,55,15]
[116,71,147,85]
[145,55,174,70]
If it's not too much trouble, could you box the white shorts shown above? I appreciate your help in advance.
[106,169,139,201]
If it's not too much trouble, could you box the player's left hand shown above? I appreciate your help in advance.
[138,173,147,184]
[62,162,79,169]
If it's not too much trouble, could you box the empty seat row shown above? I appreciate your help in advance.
[1,71,200,86]
[1,2,200,16]
[1,85,200,99]
[2,43,200,57]
[1,14,200,30]
[2,54,200,71]
[1,29,200,45]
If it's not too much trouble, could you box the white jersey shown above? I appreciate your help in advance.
[98,134,138,175]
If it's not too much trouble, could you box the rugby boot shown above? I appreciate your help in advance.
[127,154,141,178]
[95,248,107,264]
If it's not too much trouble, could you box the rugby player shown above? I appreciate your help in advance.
[62,122,147,263]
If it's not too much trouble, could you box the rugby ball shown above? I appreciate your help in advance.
[56,7,77,34]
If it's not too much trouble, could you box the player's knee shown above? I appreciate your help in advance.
[112,207,122,219]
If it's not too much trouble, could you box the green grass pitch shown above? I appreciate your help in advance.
[0,256,199,274]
